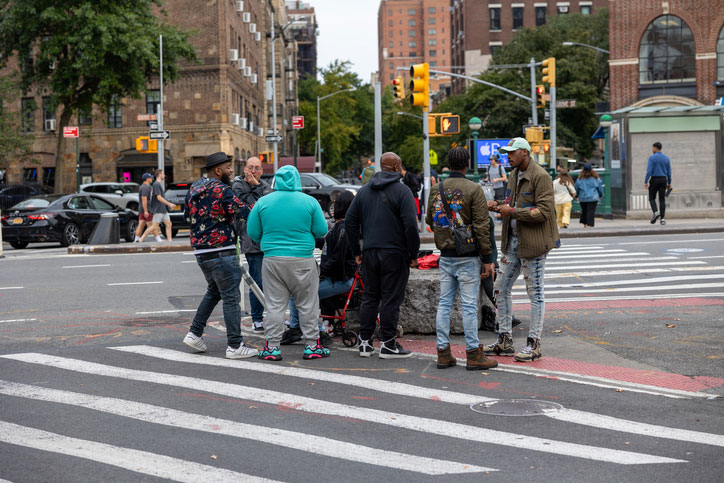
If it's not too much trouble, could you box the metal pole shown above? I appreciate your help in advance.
[472,131,479,181]
[75,136,80,192]
[157,35,164,182]
[271,11,278,173]
[0,209,4,258]
[602,125,612,216]
[316,95,321,172]
[550,85,556,171]
[421,108,430,233]
[530,58,538,126]
[374,81,382,173]
[293,128,297,168]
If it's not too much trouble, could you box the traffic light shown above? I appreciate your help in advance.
[536,84,546,108]
[409,63,429,110]
[392,77,405,102]
[525,127,543,143]
[440,115,460,135]
[543,142,550,154]
[135,136,158,153]
[258,151,274,164]
[542,57,556,86]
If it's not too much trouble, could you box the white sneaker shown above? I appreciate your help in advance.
[155,236,163,242]
[183,332,207,352]
[226,343,257,359]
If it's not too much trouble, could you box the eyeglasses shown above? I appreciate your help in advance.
[246,165,262,171]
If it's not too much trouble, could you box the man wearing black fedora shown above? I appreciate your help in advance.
[182,152,257,358]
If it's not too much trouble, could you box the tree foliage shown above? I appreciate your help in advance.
[0,0,197,191]
[0,73,36,170]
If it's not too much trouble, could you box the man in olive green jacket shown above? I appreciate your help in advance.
[484,137,559,362]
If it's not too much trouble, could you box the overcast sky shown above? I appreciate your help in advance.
[311,0,378,83]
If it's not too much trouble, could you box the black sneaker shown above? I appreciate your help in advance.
[650,212,659,224]
[280,327,303,345]
[379,339,412,359]
[319,330,333,348]
[359,337,375,358]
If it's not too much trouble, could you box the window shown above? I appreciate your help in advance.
[639,15,696,84]
[21,97,35,132]
[490,44,502,56]
[91,196,116,210]
[557,5,569,14]
[68,196,91,210]
[429,50,437,56]
[23,168,37,181]
[388,9,392,15]
[107,96,122,128]
[42,167,55,187]
[389,41,394,48]
[581,6,592,15]
[388,20,393,26]
[428,18,436,25]
[490,7,501,30]
[408,19,416,26]
[42,96,56,129]
[409,51,417,57]
[408,30,416,37]
[408,9,416,15]
[513,7,524,29]
[429,39,437,46]
[430,61,437,67]
[409,41,417,47]
[390,62,394,69]
[390,72,394,80]
[146,90,160,114]
[79,108,92,126]
[535,6,546,26]
[428,7,436,14]
[718,25,724,80]
[300,175,320,188]
[389,30,393,37]
[428,29,437,35]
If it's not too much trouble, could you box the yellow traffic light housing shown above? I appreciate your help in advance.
[135,136,158,153]
[525,127,543,144]
[542,57,556,86]
[392,77,405,102]
[409,63,429,110]
[440,115,460,135]
[259,151,274,164]
[536,84,546,108]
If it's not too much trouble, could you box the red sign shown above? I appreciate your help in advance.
[136,114,158,121]
[292,116,304,129]
[63,126,79,138]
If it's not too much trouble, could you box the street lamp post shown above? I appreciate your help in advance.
[599,113,613,217]
[561,41,610,54]
[469,117,482,181]
[316,87,355,172]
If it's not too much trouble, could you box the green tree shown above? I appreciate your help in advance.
[0,0,197,192]
[0,73,36,172]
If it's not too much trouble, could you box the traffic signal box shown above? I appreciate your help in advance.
[136,136,158,153]
[392,77,405,102]
[536,85,546,108]
[428,113,460,137]
[409,63,429,110]
[542,57,556,86]
[525,127,550,157]
[259,151,274,164]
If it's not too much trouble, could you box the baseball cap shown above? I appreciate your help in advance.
[142,172,154,181]
[499,137,531,153]
[583,163,592,170]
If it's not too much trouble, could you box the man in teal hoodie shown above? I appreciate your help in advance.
[247,165,329,361]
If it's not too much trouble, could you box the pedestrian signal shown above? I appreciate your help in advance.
[440,115,460,135]
[409,63,429,110]
[259,151,274,164]
[392,77,405,101]
[136,136,158,153]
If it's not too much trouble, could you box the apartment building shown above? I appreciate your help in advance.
[286,1,318,79]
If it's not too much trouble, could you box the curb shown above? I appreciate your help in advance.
[67,243,191,254]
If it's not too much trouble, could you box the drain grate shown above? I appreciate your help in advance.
[470,399,563,417]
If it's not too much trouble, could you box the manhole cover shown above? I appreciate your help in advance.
[470,399,563,416]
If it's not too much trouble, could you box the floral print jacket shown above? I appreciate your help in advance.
[185,177,249,250]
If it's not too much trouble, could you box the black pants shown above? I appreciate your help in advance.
[579,201,598,226]
[649,176,667,219]
[359,248,410,342]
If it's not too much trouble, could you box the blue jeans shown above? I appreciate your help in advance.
[495,235,546,340]
[436,257,481,351]
[189,254,243,348]
[245,252,264,322]
[288,278,354,329]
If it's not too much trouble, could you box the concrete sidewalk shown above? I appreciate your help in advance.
[66,216,724,254]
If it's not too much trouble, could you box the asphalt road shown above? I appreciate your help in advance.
[1,232,723,482]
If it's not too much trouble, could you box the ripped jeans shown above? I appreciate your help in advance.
[494,235,546,340]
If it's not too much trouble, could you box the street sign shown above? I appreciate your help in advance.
[63,126,79,138]
[137,114,157,121]
[556,99,577,108]
[149,130,170,140]
[440,115,460,135]
[149,122,159,130]
[265,135,283,143]
[292,116,304,129]
[429,149,438,166]
[474,139,512,167]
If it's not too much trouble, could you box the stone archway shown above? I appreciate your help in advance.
[629,95,704,108]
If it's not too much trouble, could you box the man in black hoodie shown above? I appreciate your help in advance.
[345,152,420,359]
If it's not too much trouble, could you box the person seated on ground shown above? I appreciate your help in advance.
[282,191,358,347]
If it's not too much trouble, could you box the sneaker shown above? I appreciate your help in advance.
[379,339,412,359]
[280,327,303,345]
[650,212,659,224]
[257,344,282,361]
[154,235,163,242]
[183,332,207,353]
[303,340,331,359]
[483,333,514,356]
[514,337,542,362]
[319,330,333,348]
[226,343,257,359]
[359,337,375,358]
[660,218,666,225]
[252,321,265,332]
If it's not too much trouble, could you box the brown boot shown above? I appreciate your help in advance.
[466,345,499,371]
[437,345,457,369]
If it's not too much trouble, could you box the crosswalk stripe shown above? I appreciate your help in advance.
[0,420,277,483]
[545,256,679,265]
[554,248,625,254]
[546,261,704,271]
[0,381,491,475]
[111,346,724,448]
[513,282,724,296]
[0,352,685,465]
[543,267,724,279]
[516,273,724,290]
[547,252,650,260]
[513,292,724,304]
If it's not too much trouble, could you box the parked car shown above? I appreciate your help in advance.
[0,184,47,212]
[1,194,138,248]
[270,172,360,216]
[164,182,192,237]
[80,182,141,211]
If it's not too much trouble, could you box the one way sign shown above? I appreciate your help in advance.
[149,131,170,140]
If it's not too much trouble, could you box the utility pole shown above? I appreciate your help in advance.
[529,58,538,126]
[157,35,164,182]
[270,11,278,173]
[374,81,382,172]
[542,57,556,170]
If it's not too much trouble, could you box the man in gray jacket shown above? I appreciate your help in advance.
[231,156,271,332]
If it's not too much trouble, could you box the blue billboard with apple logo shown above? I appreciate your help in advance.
[474,139,511,168]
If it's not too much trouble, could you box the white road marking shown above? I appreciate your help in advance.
[134,309,196,315]
[0,318,37,324]
[0,420,277,483]
[111,346,724,447]
[688,255,724,260]
[553,248,627,254]
[181,260,196,263]
[513,282,724,296]
[550,246,606,251]
[543,267,724,279]
[513,292,724,304]
[546,261,704,271]
[546,256,679,265]
[547,252,650,260]
[62,264,111,269]
[614,238,724,245]
[517,273,724,290]
[0,381,493,475]
[107,281,164,286]
[0,287,23,290]
[0,352,685,465]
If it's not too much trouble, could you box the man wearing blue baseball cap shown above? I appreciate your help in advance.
[484,137,559,362]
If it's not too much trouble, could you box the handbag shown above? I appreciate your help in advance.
[438,180,478,256]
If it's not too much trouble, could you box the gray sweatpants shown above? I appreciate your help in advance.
[262,256,320,346]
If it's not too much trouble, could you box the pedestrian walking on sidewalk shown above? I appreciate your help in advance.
[553,169,576,229]
[247,165,329,361]
[134,173,154,242]
[574,164,603,228]
[427,147,498,371]
[645,142,672,225]
[485,154,507,202]
[485,137,559,362]
[182,152,256,359]
[231,156,271,333]
[139,169,175,242]
[345,152,420,359]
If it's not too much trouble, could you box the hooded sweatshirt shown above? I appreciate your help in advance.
[345,171,420,261]
[246,165,328,258]
[185,177,247,251]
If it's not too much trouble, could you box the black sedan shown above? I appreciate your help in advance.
[164,182,192,237]
[268,172,360,216]
[1,193,138,249]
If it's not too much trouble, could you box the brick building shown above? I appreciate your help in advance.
[2,0,300,192]
[450,0,607,93]
[377,0,452,99]
[286,1,318,79]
